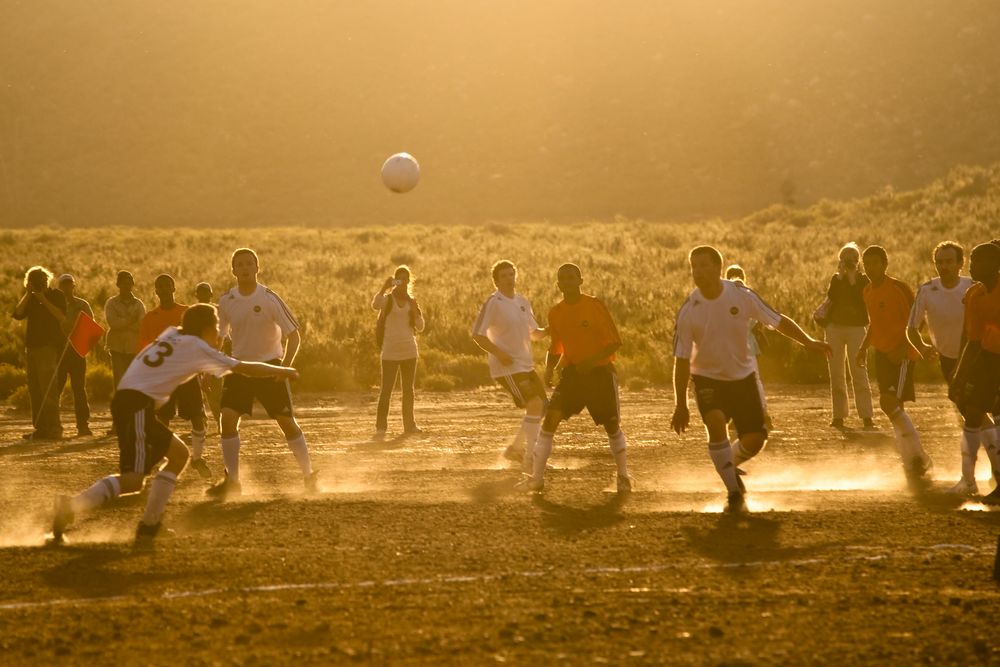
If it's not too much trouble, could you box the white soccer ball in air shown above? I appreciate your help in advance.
[381,152,420,193]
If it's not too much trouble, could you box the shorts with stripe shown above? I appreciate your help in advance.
[874,350,916,403]
[112,389,174,476]
[692,373,767,438]
[548,364,620,426]
[221,359,295,418]
[157,377,205,422]
[496,371,547,409]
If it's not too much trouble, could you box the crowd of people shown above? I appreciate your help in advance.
[9,239,1000,545]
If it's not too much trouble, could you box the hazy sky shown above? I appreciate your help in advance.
[2,0,998,227]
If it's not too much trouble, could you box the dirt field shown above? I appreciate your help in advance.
[2,384,1000,665]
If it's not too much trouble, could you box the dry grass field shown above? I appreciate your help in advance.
[2,384,1000,665]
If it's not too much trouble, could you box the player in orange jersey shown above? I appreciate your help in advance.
[951,243,1000,504]
[856,246,932,490]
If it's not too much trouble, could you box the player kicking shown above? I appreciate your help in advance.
[906,242,976,494]
[519,263,633,493]
[472,260,548,471]
[857,245,932,490]
[952,243,1000,504]
[48,305,297,546]
[207,248,316,499]
[671,246,830,513]
[138,274,212,480]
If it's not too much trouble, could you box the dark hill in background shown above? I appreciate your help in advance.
[1,0,999,227]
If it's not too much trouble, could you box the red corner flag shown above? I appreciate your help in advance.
[68,311,106,357]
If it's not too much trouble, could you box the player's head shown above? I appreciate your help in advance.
[231,248,259,282]
[556,263,583,296]
[969,242,1000,287]
[195,282,213,304]
[154,274,175,301]
[861,246,888,281]
[23,266,52,291]
[689,246,723,289]
[116,270,135,293]
[725,264,746,284]
[933,241,963,282]
[491,260,517,291]
[57,273,75,296]
[838,242,861,269]
[181,303,220,342]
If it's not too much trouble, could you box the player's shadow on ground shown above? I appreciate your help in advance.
[364,434,410,450]
[467,477,526,503]
[682,514,840,566]
[531,494,629,536]
[179,499,290,532]
[42,545,175,597]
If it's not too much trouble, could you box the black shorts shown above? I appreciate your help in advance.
[157,377,205,422]
[692,373,767,438]
[874,351,916,402]
[496,371,547,409]
[113,389,174,476]
[958,350,1000,417]
[939,356,958,384]
[548,364,620,426]
[221,362,294,418]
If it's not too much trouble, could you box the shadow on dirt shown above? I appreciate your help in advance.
[467,476,525,503]
[42,544,171,597]
[179,499,290,532]
[682,514,841,567]
[531,493,629,536]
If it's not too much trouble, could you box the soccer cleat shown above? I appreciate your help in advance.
[304,470,320,494]
[49,496,74,545]
[905,456,933,492]
[862,418,877,430]
[503,443,525,463]
[134,521,162,548]
[189,458,212,480]
[514,475,544,493]
[946,479,979,497]
[205,474,242,500]
[725,491,748,514]
[616,474,634,494]
[77,426,93,437]
[982,487,1000,506]
[830,418,845,428]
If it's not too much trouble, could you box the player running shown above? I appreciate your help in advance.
[671,246,830,513]
[48,304,297,546]
[472,260,548,471]
[905,242,976,494]
[951,243,1000,504]
[207,248,317,499]
[857,245,932,490]
[519,263,633,493]
[137,274,212,480]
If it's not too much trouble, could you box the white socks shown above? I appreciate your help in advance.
[709,440,741,493]
[608,430,629,477]
[731,439,751,466]
[221,434,241,481]
[889,407,926,468]
[72,476,122,514]
[286,432,312,476]
[532,431,555,481]
[191,428,206,460]
[521,415,541,468]
[141,471,177,526]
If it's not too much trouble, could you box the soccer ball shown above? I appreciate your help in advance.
[381,152,420,193]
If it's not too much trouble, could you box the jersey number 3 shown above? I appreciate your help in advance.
[142,341,174,368]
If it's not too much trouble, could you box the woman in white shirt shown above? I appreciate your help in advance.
[371,265,425,438]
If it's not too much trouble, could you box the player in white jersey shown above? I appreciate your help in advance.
[472,260,548,471]
[671,246,830,513]
[906,241,979,495]
[208,248,316,499]
[48,305,297,546]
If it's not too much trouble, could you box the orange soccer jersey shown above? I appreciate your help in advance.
[548,294,621,367]
[863,277,915,355]
[137,303,189,351]
[964,282,1000,354]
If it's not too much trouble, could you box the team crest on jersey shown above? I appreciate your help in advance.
[520,306,526,312]
[254,305,262,313]
[730,307,739,315]
[581,320,589,327]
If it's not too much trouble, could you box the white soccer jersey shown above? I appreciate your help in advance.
[472,291,539,378]
[119,327,239,406]
[673,280,782,381]
[907,276,973,359]
[218,284,299,362]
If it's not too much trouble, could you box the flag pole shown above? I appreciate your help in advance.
[36,312,81,433]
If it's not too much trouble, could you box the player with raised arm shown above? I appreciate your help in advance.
[906,241,976,494]
[951,243,1000,504]
[207,248,316,499]
[519,263,633,493]
[671,246,830,513]
[472,260,548,471]
[857,245,932,490]
[48,304,298,546]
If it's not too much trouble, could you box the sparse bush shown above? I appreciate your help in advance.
[0,363,26,399]
[421,374,458,392]
[7,385,30,412]
[86,363,115,403]
[627,377,650,391]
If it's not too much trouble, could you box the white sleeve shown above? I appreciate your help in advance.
[471,298,495,336]
[744,288,783,329]
[673,301,694,359]
[196,341,241,378]
[907,285,927,329]
[268,292,299,336]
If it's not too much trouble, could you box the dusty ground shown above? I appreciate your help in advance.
[1,384,1000,665]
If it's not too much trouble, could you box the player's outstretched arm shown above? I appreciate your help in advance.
[281,329,301,367]
[671,357,691,435]
[233,361,299,381]
[776,315,831,355]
